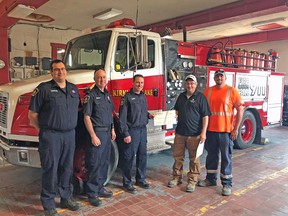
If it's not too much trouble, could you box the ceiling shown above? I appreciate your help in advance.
[1,0,288,43]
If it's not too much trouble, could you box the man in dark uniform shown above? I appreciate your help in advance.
[118,74,154,194]
[83,67,116,207]
[167,75,211,192]
[28,59,81,216]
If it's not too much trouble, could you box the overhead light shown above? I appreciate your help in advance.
[251,17,286,28]
[93,8,123,20]
[7,4,35,19]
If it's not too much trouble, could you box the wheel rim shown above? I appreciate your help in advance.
[241,118,253,142]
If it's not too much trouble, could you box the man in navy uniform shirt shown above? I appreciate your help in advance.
[28,59,81,216]
[118,74,154,194]
[83,67,116,207]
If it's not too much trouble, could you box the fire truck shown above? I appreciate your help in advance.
[0,18,285,184]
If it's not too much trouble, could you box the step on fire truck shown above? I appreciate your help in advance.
[0,18,285,185]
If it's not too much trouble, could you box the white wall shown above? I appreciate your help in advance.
[8,23,81,63]
[236,40,288,85]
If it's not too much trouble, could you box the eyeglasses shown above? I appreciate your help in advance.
[52,67,66,72]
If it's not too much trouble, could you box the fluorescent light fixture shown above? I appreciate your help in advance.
[93,8,123,20]
[7,4,35,19]
[251,17,286,28]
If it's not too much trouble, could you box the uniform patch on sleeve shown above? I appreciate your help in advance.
[83,95,90,104]
[32,88,39,96]
[120,97,125,106]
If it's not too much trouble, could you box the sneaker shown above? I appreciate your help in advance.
[197,179,217,187]
[44,209,60,216]
[222,186,232,196]
[167,178,182,188]
[135,180,151,189]
[186,182,196,193]
[60,198,81,211]
[88,196,102,207]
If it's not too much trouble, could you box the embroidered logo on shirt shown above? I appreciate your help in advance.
[120,98,125,106]
[131,98,136,100]
[83,95,90,103]
[72,90,76,93]
[190,99,195,103]
[51,90,58,93]
[96,97,101,100]
[32,88,39,96]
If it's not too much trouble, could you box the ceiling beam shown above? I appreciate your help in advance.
[198,27,288,46]
[139,0,288,33]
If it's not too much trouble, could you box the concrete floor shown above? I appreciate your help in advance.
[1,126,288,216]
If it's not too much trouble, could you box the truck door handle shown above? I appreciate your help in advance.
[153,88,158,97]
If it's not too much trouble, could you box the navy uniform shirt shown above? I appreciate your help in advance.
[83,86,114,128]
[175,90,211,136]
[29,79,80,131]
[119,89,149,137]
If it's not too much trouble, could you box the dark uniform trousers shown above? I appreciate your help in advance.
[205,131,233,186]
[120,126,147,186]
[39,129,75,210]
[85,130,111,198]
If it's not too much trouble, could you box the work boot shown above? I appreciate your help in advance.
[44,209,60,216]
[167,178,182,188]
[60,198,81,211]
[222,186,232,196]
[135,180,151,189]
[186,182,196,193]
[88,196,102,207]
[197,179,217,187]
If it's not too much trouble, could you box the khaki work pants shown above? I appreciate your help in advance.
[172,133,201,183]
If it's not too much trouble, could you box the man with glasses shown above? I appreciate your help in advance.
[28,59,81,216]
[198,69,244,196]
[168,75,210,193]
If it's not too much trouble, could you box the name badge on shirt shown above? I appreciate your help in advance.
[96,97,101,100]
[51,90,58,93]
[131,98,136,100]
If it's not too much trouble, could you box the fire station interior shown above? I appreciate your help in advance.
[1,0,288,215]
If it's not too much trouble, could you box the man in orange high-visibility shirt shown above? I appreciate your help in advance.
[198,69,244,196]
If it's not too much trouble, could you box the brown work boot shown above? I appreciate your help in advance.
[167,178,182,188]
[186,182,196,192]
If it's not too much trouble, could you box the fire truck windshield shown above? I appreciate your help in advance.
[63,30,112,70]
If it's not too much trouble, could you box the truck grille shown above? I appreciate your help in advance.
[0,91,8,128]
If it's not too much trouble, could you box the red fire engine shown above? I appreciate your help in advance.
[0,18,285,185]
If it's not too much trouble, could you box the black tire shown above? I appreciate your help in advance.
[234,110,257,149]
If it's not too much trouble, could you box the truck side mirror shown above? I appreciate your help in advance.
[136,35,149,65]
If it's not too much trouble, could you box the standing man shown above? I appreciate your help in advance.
[119,74,154,194]
[28,59,81,216]
[198,69,244,196]
[83,67,116,207]
[167,75,210,192]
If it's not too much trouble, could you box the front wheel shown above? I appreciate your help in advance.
[73,140,119,195]
[234,110,257,149]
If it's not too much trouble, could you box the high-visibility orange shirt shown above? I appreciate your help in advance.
[204,85,243,133]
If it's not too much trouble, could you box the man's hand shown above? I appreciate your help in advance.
[91,134,101,146]
[111,129,116,141]
[124,136,131,144]
[230,128,238,140]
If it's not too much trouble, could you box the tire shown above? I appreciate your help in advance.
[234,110,257,149]
[73,140,119,195]
[104,140,119,185]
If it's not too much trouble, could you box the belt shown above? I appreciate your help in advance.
[94,127,110,132]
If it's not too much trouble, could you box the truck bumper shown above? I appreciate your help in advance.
[0,139,40,168]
